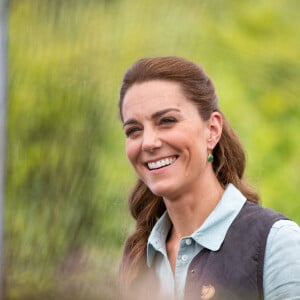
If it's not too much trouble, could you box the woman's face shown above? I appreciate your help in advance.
[122,80,221,199]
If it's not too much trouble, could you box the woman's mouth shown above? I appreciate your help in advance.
[147,156,177,170]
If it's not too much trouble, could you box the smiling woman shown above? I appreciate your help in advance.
[118,57,300,300]
[122,80,222,200]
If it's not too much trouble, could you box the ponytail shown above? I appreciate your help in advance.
[119,180,165,292]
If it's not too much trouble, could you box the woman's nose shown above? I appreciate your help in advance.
[142,128,162,152]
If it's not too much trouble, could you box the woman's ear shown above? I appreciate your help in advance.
[207,112,223,150]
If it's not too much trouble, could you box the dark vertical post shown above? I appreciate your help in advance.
[0,0,7,297]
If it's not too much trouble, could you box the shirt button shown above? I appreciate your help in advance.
[185,238,192,245]
[182,254,188,261]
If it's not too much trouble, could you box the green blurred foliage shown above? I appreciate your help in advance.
[6,0,300,299]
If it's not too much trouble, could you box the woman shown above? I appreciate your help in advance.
[118,56,300,300]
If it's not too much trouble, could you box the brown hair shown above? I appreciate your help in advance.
[118,56,259,291]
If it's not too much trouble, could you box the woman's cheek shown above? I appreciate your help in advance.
[125,140,139,166]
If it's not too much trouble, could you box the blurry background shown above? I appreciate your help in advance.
[5,0,300,299]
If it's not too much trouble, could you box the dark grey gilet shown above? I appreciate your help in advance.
[184,201,288,300]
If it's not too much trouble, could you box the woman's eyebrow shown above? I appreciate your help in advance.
[123,119,138,128]
[123,108,180,128]
[151,108,180,120]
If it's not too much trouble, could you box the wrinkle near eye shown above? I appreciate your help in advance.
[159,117,177,125]
[125,127,142,138]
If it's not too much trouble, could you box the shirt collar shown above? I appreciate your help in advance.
[147,184,246,267]
[147,210,172,267]
[191,183,246,250]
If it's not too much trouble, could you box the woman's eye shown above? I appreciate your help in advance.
[125,127,141,138]
[160,117,177,124]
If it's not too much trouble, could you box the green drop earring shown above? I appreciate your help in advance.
[208,153,214,163]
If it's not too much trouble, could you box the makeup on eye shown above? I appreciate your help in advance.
[159,116,178,125]
[125,126,142,138]
[123,109,181,136]
[124,116,178,137]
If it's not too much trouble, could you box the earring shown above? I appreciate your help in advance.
[208,153,214,163]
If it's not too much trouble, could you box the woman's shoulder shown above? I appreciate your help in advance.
[264,219,300,298]
[237,200,289,226]
[267,218,300,247]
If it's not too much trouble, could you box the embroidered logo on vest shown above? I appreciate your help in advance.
[201,284,215,300]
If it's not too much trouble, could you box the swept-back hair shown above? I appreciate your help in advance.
[118,56,258,291]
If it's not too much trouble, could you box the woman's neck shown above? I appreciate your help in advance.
[163,175,224,238]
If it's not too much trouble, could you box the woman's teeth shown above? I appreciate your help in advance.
[148,156,177,170]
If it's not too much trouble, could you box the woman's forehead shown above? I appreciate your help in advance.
[122,81,200,123]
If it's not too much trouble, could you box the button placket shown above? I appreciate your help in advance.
[181,254,188,261]
[185,238,192,246]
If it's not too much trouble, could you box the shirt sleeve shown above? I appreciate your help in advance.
[264,219,300,300]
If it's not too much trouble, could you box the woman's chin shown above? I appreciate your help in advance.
[148,184,178,199]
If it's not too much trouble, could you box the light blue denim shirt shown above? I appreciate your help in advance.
[147,184,300,300]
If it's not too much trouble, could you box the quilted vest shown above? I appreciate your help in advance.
[184,201,287,300]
